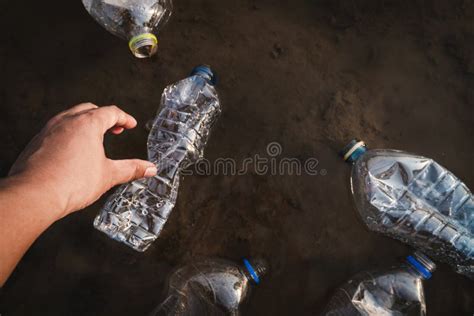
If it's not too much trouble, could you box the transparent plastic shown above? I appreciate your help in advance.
[151,258,267,316]
[343,140,474,279]
[82,0,172,58]
[94,66,221,252]
[323,252,435,316]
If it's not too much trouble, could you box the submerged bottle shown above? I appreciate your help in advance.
[323,252,436,316]
[151,258,267,316]
[94,65,221,251]
[82,0,172,58]
[341,139,474,279]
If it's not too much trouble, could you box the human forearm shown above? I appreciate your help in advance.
[0,176,61,286]
[0,104,157,286]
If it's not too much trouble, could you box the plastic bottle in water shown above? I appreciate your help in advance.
[94,65,221,252]
[82,0,172,58]
[323,252,436,316]
[340,139,474,279]
[151,258,267,316]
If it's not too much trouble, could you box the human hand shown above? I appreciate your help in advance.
[7,103,157,220]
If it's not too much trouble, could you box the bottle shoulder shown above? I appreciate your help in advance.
[339,267,425,314]
[161,76,220,110]
[167,259,251,313]
[83,0,172,39]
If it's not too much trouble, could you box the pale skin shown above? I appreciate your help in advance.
[0,103,158,286]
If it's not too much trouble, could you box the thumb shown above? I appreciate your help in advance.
[110,159,157,185]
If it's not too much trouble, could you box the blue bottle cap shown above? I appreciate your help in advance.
[190,65,217,86]
[340,139,367,163]
[243,258,261,284]
[406,252,436,280]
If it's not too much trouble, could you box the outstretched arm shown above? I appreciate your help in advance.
[0,103,157,286]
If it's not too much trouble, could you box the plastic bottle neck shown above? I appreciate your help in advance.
[128,33,158,58]
[190,65,217,86]
[242,258,267,285]
[406,252,436,280]
[340,139,368,164]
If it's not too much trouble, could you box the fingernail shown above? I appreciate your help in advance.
[144,166,157,178]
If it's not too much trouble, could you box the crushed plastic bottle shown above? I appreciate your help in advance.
[323,252,436,316]
[151,257,267,316]
[82,0,172,58]
[94,65,221,252]
[341,139,474,279]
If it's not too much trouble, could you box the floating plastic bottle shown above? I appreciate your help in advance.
[94,65,221,251]
[323,252,436,316]
[82,0,172,58]
[341,139,474,279]
[151,258,267,316]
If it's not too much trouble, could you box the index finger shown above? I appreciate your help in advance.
[91,105,138,133]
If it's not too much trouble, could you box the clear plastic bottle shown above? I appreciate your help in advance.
[94,65,221,252]
[151,258,267,316]
[323,252,436,316]
[340,139,474,279]
[82,0,173,58]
